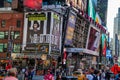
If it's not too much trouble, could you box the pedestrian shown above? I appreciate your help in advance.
[44,69,54,80]
[56,73,62,80]
[3,68,18,80]
[86,69,93,80]
[101,69,106,80]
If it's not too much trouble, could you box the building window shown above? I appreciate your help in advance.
[0,43,3,52]
[16,20,21,28]
[5,31,8,39]
[1,20,6,27]
[3,43,7,52]
[0,32,4,39]
[10,31,14,39]
[13,44,21,52]
[14,31,20,39]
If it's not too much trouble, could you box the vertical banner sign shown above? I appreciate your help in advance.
[51,12,62,52]
[101,34,107,56]
[64,12,76,46]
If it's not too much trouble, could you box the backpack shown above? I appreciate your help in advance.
[92,74,98,80]
[116,74,120,80]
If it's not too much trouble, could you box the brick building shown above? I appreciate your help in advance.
[0,9,24,61]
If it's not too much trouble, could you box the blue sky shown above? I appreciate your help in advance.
[107,0,120,38]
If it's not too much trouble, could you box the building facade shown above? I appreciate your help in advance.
[0,9,23,67]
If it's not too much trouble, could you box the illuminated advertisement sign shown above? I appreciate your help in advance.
[86,24,100,52]
[87,0,97,20]
[64,11,76,46]
[51,12,63,52]
[66,0,87,12]
[24,0,42,10]
[101,33,107,56]
[23,11,63,53]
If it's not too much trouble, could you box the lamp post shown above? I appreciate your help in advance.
[8,26,14,66]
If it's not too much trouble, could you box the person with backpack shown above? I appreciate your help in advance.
[92,69,100,80]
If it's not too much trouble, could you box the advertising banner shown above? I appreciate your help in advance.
[23,11,63,53]
[66,0,87,12]
[23,12,49,52]
[86,24,101,53]
[87,0,97,20]
[51,12,63,53]
[64,11,76,46]
[101,33,107,56]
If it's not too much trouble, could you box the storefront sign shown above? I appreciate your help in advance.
[66,48,83,53]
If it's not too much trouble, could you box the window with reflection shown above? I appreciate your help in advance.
[3,43,7,52]
[0,32,4,39]
[5,31,8,39]
[1,20,6,27]
[13,44,21,52]
[0,43,3,52]
[14,31,20,39]
[16,20,21,28]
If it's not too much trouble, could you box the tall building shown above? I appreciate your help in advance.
[113,8,120,57]
[97,0,108,26]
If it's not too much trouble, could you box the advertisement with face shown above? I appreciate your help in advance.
[86,24,101,52]
[64,11,76,46]
[23,12,48,52]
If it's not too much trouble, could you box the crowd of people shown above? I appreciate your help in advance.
[1,65,120,80]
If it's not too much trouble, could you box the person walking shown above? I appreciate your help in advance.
[3,68,18,80]
[44,70,54,80]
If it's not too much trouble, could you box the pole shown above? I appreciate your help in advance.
[8,26,14,67]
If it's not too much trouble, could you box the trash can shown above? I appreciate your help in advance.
[62,76,78,80]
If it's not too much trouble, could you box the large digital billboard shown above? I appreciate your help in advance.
[86,24,100,52]
[23,11,63,53]
[66,0,87,12]
[64,11,76,46]
[24,0,42,10]
[87,0,97,20]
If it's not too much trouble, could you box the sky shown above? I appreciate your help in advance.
[107,0,120,38]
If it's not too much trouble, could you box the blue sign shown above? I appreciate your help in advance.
[106,49,111,58]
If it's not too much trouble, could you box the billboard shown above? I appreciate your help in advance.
[51,12,63,53]
[66,0,87,12]
[87,0,97,20]
[64,11,76,46]
[23,11,63,53]
[86,24,100,52]
[101,33,107,56]
[24,0,42,10]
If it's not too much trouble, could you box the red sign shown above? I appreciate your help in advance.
[24,0,42,10]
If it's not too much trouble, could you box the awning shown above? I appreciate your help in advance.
[66,48,99,56]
